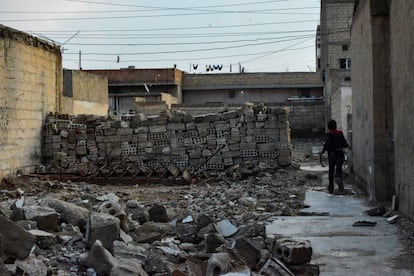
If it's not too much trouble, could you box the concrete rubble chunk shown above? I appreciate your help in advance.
[144,253,171,275]
[205,233,227,253]
[273,238,312,265]
[176,222,199,243]
[234,238,262,269]
[148,203,169,223]
[287,263,320,276]
[15,255,48,276]
[215,219,239,238]
[221,268,251,276]
[97,193,120,203]
[206,252,231,276]
[86,240,115,275]
[28,229,57,250]
[86,212,120,253]
[97,200,128,231]
[259,257,294,276]
[44,198,89,230]
[0,215,35,260]
[23,205,60,232]
[113,241,147,262]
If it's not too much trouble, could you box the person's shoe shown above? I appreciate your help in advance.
[338,183,344,191]
[327,185,334,194]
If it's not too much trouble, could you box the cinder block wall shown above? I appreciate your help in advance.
[0,25,62,179]
[173,101,325,138]
[43,105,292,176]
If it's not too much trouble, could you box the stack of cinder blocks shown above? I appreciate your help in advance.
[43,104,291,175]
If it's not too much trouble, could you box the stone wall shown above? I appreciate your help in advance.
[0,25,62,179]
[42,105,291,177]
[172,101,325,138]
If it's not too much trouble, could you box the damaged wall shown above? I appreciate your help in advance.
[43,105,291,176]
[0,25,62,179]
[172,101,325,138]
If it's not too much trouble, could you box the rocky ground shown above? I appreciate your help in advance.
[0,139,411,275]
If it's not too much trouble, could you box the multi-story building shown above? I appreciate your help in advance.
[319,0,355,137]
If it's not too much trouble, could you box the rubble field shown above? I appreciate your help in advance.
[0,139,412,275]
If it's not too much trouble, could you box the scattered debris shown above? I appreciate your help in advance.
[366,206,387,216]
[352,220,377,227]
[387,215,399,224]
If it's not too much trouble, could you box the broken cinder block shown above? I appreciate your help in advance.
[273,238,312,265]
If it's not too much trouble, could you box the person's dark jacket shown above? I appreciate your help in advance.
[322,129,349,154]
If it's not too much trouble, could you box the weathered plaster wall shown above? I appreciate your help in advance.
[389,1,414,217]
[0,25,61,179]
[351,0,394,202]
[62,70,108,116]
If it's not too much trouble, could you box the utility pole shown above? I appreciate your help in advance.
[79,50,82,70]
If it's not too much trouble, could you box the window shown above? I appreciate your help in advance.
[339,58,351,69]
[342,44,349,51]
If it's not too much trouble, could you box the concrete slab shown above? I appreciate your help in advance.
[267,189,414,275]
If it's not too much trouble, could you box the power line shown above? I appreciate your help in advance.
[0,8,319,22]
[26,19,318,33]
[62,35,315,56]
[63,34,314,47]
[0,3,319,14]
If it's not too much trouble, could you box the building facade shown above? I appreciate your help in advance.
[319,0,355,134]
[86,68,183,116]
[182,72,323,104]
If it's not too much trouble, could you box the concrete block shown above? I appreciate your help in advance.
[273,238,312,265]
[257,143,275,152]
[149,125,167,133]
[167,123,186,131]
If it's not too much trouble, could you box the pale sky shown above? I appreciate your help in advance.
[1,0,321,73]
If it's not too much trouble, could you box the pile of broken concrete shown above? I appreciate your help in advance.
[0,173,319,275]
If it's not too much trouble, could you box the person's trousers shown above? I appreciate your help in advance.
[328,151,345,190]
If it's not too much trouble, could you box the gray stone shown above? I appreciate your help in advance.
[113,241,147,262]
[144,253,170,275]
[206,253,231,276]
[125,206,147,225]
[45,198,88,230]
[28,229,57,250]
[86,240,115,275]
[87,212,120,253]
[15,255,48,276]
[148,204,169,223]
[132,232,162,244]
[23,205,60,232]
[176,223,199,243]
[205,233,226,253]
[273,238,312,265]
[196,213,215,230]
[234,238,262,269]
[0,215,35,260]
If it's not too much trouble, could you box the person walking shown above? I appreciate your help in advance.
[320,120,350,194]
